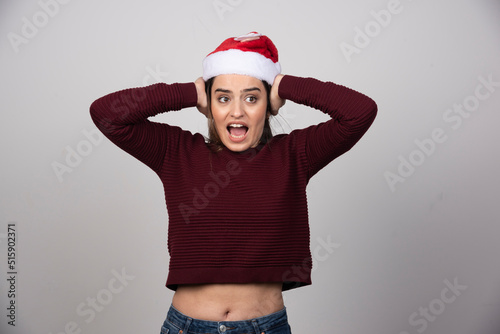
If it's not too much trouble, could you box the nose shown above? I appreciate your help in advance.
[230,101,244,118]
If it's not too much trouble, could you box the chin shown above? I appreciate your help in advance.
[223,141,252,152]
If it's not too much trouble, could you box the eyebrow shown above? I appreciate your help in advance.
[214,87,262,94]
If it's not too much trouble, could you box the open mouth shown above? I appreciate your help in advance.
[227,123,248,141]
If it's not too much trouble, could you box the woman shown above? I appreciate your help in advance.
[90,32,377,334]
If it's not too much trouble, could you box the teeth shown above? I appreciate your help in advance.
[227,123,247,139]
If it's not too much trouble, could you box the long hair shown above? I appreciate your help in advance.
[205,77,273,152]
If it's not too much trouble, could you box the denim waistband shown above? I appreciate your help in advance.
[164,304,289,334]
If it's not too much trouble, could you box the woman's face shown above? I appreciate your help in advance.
[210,74,269,152]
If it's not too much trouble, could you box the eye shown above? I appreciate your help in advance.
[218,96,230,103]
[245,96,257,103]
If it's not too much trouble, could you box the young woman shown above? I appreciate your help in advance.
[90,32,377,334]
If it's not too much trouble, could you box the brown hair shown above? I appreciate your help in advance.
[205,77,273,151]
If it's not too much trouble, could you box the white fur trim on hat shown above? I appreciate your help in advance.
[202,49,281,86]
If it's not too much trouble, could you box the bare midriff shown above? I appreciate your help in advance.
[172,283,284,321]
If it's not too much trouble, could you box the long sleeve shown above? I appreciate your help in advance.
[278,75,377,178]
[89,82,198,173]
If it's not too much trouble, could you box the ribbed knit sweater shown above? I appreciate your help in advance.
[90,75,377,291]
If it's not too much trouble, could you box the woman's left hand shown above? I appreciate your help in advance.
[270,74,285,115]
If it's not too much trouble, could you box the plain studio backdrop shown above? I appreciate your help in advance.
[1,0,500,333]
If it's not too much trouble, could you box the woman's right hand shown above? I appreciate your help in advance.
[195,77,209,117]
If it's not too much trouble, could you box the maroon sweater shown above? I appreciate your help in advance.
[90,75,377,290]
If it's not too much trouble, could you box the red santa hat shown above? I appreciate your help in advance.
[202,32,281,86]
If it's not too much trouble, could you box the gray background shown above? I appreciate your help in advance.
[1,0,500,333]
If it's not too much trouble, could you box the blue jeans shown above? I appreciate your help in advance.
[160,305,292,334]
